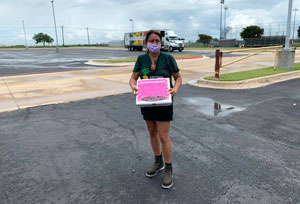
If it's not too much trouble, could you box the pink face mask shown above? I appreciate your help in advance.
[147,42,161,53]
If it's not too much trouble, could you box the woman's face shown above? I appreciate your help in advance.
[148,33,161,45]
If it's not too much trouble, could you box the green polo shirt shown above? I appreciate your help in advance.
[133,52,180,80]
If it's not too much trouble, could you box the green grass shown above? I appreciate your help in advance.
[93,55,203,63]
[205,63,300,81]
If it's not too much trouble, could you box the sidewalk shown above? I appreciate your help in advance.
[1,51,300,113]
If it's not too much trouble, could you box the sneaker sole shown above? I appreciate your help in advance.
[145,166,165,178]
[161,181,173,189]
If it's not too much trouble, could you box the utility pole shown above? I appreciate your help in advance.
[284,0,293,50]
[276,0,295,70]
[51,0,59,52]
[61,26,65,46]
[292,8,298,40]
[220,0,224,39]
[224,5,228,39]
[129,19,134,32]
[22,20,28,50]
[87,27,90,46]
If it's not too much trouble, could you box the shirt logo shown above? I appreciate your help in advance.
[141,68,150,79]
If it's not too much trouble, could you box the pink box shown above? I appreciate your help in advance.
[136,78,172,107]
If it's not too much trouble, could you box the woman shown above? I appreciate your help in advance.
[129,30,182,189]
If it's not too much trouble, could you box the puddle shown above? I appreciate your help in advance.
[185,97,245,117]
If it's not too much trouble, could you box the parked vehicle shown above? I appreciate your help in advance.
[124,30,185,52]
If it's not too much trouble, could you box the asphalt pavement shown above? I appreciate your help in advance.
[0,48,216,76]
[1,79,300,204]
[2,48,296,113]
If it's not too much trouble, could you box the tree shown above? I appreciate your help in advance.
[197,34,213,43]
[240,25,264,39]
[297,26,300,38]
[32,33,54,46]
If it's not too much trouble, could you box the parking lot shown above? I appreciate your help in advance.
[1,79,300,204]
[0,48,216,76]
[0,48,300,204]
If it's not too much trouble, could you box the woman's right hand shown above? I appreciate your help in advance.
[129,72,139,96]
[132,86,138,96]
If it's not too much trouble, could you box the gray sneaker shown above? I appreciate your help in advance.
[145,161,164,178]
[162,164,173,189]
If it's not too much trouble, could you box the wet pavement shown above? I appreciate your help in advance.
[1,79,300,204]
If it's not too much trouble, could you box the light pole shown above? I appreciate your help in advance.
[224,5,228,39]
[284,0,293,50]
[129,19,134,32]
[220,0,224,39]
[22,20,28,50]
[51,0,59,52]
[86,27,90,46]
[292,8,298,40]
[61,26,65,46]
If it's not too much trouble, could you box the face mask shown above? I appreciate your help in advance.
[147,42,161,53]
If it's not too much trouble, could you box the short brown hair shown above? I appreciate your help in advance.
[145,30,162,42]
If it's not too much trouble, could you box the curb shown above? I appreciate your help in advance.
[84,56,208,67]
[193,70,300,89]
[84,60,134,67]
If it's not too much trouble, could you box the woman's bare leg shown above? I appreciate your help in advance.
[146,120,161,156]
[157,121,171,163]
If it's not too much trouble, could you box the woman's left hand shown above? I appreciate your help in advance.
[168,88,177,96]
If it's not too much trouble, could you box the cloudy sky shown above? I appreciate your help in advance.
[0,0,300,45]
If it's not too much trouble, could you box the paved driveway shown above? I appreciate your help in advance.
[1,79,299,204]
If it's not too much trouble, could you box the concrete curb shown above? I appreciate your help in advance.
[192,70,300,89]
[84,60,134,67]
[84,56,209,67]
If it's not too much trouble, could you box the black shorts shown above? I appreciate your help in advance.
[141,105,173,121]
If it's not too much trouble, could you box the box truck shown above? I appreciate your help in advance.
[124,30,184,52]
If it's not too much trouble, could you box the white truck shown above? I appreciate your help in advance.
[124,30,184,52]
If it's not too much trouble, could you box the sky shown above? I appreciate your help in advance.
[0,0,300,46]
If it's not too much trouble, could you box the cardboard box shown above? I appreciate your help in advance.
[136,78,172,107]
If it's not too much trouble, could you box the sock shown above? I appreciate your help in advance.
[165,162,172,171]
[155,154,163,163]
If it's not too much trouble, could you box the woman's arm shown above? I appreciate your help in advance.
[129,72,140,96]
[169,72,182,96]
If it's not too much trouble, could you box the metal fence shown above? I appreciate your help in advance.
[243,36,286,47]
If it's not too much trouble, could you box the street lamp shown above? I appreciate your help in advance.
[220,0,224,39]
[22,20,28,50]
[284,0,293,50]
[292,8,298,40]
[61,26,65,46]
[51,0,59,52]
[86,27,90,46]
[224,5,228,39]
[129,19,134,32]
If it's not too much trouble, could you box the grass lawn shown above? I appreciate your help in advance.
[93,55,203,63]
[204,63,300,81]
